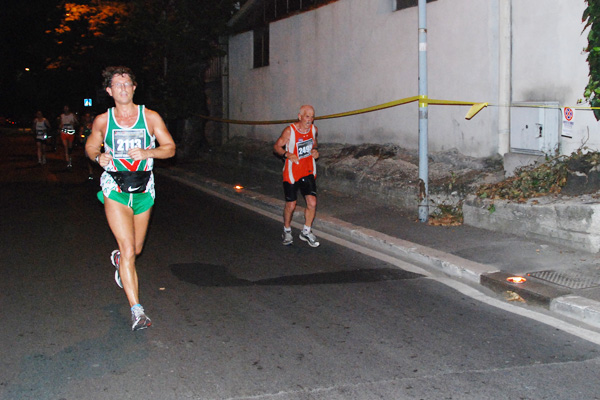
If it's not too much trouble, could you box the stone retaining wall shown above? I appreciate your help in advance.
[463,195,600,253]
[203,137,502,211]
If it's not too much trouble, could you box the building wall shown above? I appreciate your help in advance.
[227,0,595,158]
[512,0,595,156]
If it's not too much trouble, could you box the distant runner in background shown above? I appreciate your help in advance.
[32,111,51,165]
[59,105,78,169]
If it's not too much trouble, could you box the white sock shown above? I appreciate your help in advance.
[284,226,291,233]
[303,225,311,235]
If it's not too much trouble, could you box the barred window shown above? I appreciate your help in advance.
[262,0,332,22]
[253,25,270,68]
[230,0,338,34]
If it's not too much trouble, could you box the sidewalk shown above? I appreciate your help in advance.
[157,157,600,330]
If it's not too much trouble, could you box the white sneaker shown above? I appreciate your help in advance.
[299,231,320,247]
[282,230,293,245]
[110,250,123,288]
[131,305,152,331]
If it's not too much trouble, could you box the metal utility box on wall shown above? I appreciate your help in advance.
[510,102,560,155]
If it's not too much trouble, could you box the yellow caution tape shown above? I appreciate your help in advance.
[317,96,421,119]
[197,115,296,125]
[196,95,600,125]
[465,103,489,120]
[196,95,422,125]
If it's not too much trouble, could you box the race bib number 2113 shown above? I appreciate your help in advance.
[113,129,146,159]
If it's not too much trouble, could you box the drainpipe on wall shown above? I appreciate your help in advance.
[220,35,230,144]
[498,0,512,156]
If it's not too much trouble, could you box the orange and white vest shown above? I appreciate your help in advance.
[283,123,317,184]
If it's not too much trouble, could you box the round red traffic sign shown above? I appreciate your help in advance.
[564,107,574,121]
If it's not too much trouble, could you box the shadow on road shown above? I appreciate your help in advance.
[171,263,422,287]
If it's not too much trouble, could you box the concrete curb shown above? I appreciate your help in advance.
[552,295,600,327]
[158,167,600,330]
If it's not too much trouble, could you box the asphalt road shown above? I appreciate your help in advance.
[2,132,600,400]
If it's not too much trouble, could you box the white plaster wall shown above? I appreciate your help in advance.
[227,0,596,158]
[426,0,499,155]
[512,0,597,155]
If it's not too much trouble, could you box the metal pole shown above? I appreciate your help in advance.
[418,0,429,222]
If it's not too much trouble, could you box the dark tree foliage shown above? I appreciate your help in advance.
[44,0,238,157]
[119,0,237,119]
[584,0,600,120]
[121,0,238,157]
[47,0,236,114]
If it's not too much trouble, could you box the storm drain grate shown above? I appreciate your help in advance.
[528,270,600,289]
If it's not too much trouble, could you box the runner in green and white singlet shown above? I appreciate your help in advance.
[85,66,176,331]
[100,105,156,199]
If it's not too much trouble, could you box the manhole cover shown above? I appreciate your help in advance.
[528,270,600,289]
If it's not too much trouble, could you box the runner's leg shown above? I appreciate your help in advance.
[104,198,144,307]
[284,201,296,228]
[304,195,317,227]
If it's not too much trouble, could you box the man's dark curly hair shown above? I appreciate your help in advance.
[102,66,137,89]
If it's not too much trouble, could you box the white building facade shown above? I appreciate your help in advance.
[225,0,596,160]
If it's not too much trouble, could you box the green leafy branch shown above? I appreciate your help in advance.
[477,150,600,201]
[583,0,600,120]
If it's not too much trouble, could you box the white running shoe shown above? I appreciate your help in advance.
[131,305,152,331]
[110,250,123,288]
[299,231,320,247]
[282,230,293,245]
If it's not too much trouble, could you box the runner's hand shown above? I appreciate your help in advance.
[128,147,148,160]
[97,153,112,167]
[287,153,300,164]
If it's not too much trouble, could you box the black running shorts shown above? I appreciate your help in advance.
[283,175,317,202]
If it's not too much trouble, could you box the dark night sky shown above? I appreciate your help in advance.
[1,1,103,123]
[1,0,237,124]
[3,1,57,120]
